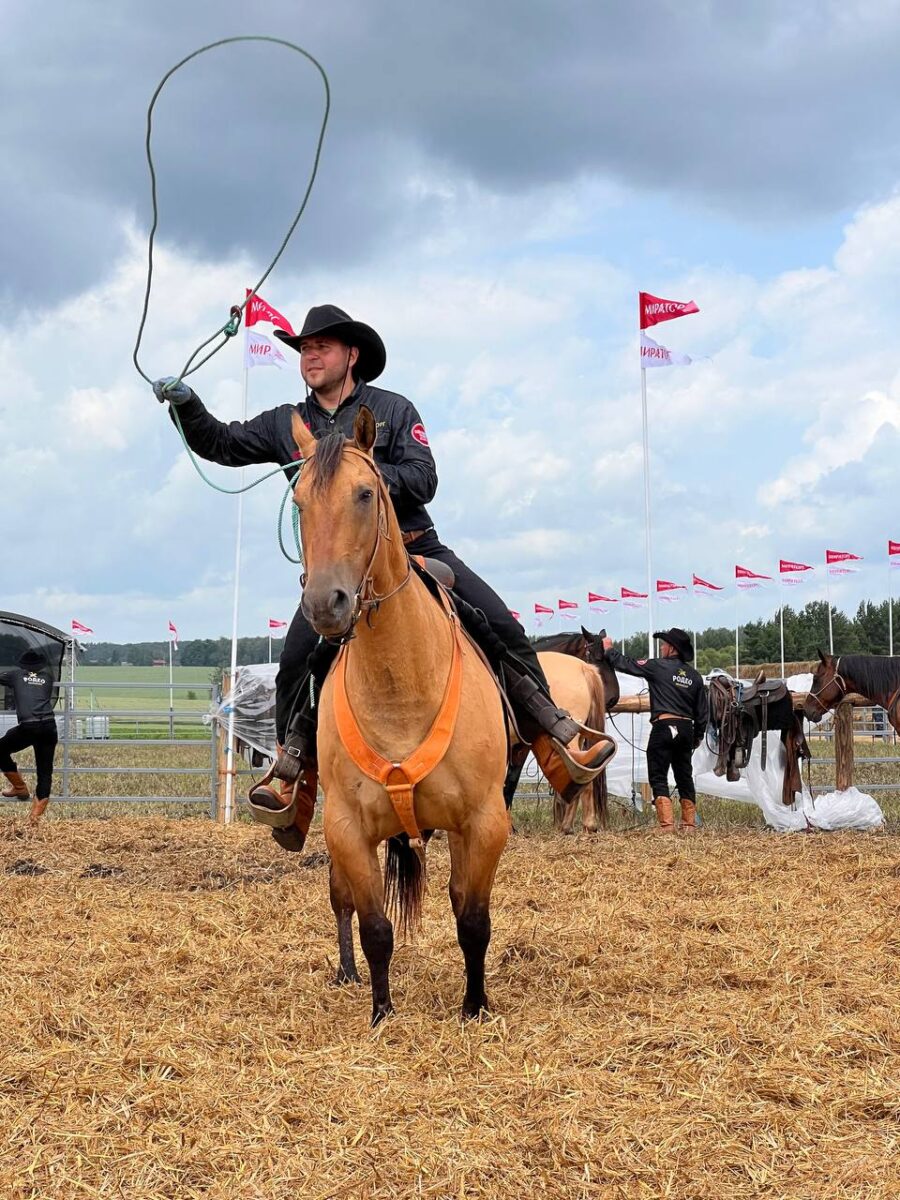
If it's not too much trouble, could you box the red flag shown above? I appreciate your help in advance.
[889,540,900,557]
[588,592,617,603]
[826,549,862,564]
[534,603,553,614]
[780,559,814,573]
[656,580,686,592]
[509,609,521,621]
[71,619,93,634]
[639,292,700,330]
[692,574,723,591]
[268,618,288,630]
[534,602,554,627]
[244,289,295,335]
[168,620,179,651]
[735,565,771,580]
[621,586,648,608]
[558,599,579,609]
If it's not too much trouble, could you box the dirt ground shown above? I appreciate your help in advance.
[1,814,898,1199]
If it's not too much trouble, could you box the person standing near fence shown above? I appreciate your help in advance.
[0,648,59,826]
[602,628,708,834]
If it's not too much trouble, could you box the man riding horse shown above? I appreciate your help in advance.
[153,304,614,849]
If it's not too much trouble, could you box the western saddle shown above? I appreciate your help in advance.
[708,670,809,801]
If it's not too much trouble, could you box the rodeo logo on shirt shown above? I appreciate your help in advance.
[24,672,47,686]
[672,669,693,689]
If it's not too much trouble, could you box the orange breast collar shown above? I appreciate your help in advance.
[331,587,464,852]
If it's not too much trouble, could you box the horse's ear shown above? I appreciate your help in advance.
[581,626,595,642]
[353,405,377,455]
[291,410,316,460]
[816,647,828,666]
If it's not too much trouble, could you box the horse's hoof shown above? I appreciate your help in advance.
[371,1004,394,1027]
[271,826,307,854]
[561,827,576,837]
[332,968,361,987]
[461,997,490,1021]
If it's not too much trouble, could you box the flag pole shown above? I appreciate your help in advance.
[268,632,272,664]
[620,593,626,652]
[779,574,785,679]
[640,365,654,657]
[826,562,834,654]
[223,350,250,826]
[168,634,174,738]
[890,560,894,658]
[734,586,740,678]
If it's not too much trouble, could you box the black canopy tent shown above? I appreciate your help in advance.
[0,612,72,711]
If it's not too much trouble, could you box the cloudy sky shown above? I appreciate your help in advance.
[3,0,900,645]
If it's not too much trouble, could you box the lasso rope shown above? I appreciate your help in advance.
[132,36,330,555]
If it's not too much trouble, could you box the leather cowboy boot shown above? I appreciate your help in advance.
[506,668,617,803]
[2,770,30,800]
[680,797,698,834]
[28,797,49,826]
[653,795,676,833]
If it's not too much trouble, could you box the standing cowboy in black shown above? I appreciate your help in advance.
[153,304,614,850]
[602,628,708,833]
[0,648,59,826]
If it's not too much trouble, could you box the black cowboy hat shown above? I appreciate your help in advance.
[653,627,694,662]
[18,648,47,669]
[274,304,386,382]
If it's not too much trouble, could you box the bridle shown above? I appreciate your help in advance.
[297,443,412,645]
[805,657,848,714]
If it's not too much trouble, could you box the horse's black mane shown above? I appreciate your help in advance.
[307,430,349,493]
[532,631,585,653]
[839,654,900,698]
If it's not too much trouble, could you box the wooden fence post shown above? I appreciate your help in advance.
[834,699,854,792]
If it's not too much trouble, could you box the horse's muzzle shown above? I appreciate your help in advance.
[301,579,356,639]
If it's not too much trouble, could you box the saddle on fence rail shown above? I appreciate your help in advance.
[707,670,810,805]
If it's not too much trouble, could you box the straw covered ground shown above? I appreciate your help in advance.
[1,815,898,1199]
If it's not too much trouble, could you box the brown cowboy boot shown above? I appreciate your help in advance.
[653,795,676,833]
[680,797,698,834]
[28,797,49,827]
[2,770,30,800]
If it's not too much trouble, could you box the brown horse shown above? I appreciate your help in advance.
[291,407,509,1024]
[803,650,900,733]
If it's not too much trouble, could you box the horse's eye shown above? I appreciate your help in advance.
[357,488,374,504]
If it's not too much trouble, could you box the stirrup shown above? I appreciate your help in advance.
[551,734,617,784]
[247,766,298,829]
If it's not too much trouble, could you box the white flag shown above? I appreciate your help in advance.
[640,330,692,369]
[245,329,293,371]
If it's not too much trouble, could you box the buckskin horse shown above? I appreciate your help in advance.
[291,407,511,1024]
[506,628,619,834]
[803,650,900,734]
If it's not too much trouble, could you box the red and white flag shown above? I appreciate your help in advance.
[558,598,579,620]
[639,292,700,330]
[826,549,863,576]
[244,289,295,335]
[245,329,293,371]
[735,565,772,590]
[534,602,554,627]
[509,609,521,622]
[692,573,723,596]
[890,540,900,566]
[168,620,179,651]
[621,586,648,609]
[656,580,687,604]
[268,618,288,631]
[640,331,692,369]
[779,559,814,587]
[588,591,617,613]
[71,619,93,635]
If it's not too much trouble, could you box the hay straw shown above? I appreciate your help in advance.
[1,814,898,1198]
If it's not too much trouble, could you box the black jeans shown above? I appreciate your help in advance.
[646,717,696,801]
[275,529,546,743]
[0,720,58,799]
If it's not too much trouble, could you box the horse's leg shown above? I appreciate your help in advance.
[327,821,394,1024]
[456,808,508,1020]
[557,787,582,835]
[581,776,598,833]
[329,860,361,986]
[595,772,610,830]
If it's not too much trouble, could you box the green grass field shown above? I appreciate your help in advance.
[73,665,218,712]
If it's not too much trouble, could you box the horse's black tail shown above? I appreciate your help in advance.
[384,834,426,938]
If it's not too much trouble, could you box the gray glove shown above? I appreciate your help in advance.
[152,376,192,405]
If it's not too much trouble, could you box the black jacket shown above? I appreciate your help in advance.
[605,649,708,732]
[171,380,438,535]
[0,667,58,724]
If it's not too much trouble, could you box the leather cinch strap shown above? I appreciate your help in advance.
[332,587,464,848]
